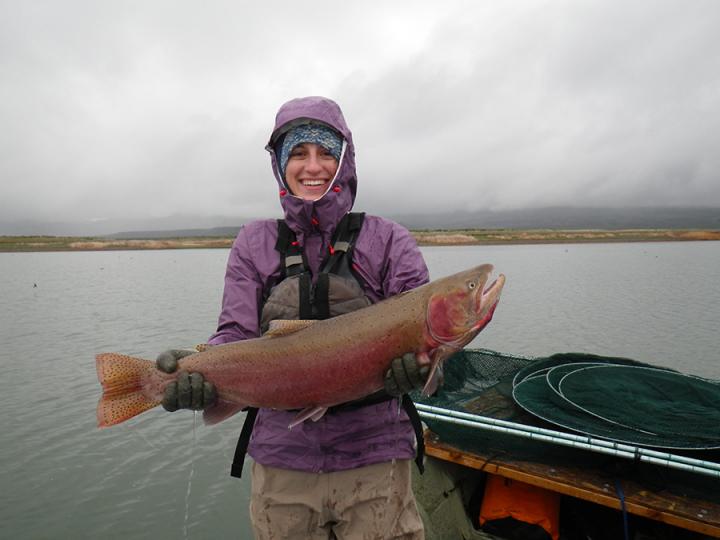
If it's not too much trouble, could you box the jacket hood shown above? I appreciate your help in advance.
[266,96,357,242]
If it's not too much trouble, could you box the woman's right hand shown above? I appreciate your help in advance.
[156,349,217,411]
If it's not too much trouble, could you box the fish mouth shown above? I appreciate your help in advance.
[473,272,505,332]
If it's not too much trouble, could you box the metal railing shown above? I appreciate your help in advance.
[417,403,720,479]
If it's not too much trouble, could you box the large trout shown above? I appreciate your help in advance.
[96,264,505,428]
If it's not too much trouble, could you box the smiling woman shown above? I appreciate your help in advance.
[275,122,344,201]
[284,143,339,200]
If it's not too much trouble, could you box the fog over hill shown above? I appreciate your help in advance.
[3,206,716,238]
[395,206,720,231]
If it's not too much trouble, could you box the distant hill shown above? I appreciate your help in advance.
[106,226,243,239]
[105,207,720,239]
[2,206,718,237]
[0,214,248,237]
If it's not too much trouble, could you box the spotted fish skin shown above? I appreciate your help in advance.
[95,264,505,428]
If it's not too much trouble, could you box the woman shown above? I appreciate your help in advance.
[158,96,430,539]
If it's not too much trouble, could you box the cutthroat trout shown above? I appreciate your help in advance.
[96,264,505,428]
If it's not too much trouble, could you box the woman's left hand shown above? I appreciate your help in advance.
[383,353,430,396]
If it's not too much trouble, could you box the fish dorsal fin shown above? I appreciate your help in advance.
[265,319,317,337]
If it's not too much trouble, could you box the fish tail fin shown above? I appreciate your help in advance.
[96,353,161,428]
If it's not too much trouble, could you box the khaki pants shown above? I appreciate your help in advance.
[250,459,424,540]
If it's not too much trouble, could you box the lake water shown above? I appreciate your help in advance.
[1,242,719,539]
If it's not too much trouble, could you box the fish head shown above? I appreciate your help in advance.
[425,264,505,349]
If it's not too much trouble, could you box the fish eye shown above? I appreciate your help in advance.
[468,281,476,289]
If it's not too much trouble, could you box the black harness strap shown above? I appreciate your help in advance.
[314,273,331,320]
[275,219,306,278]
[402,395,425,474]
[298,273,313,319]
[322,212,364,277]
[230,407,258,478]
[274,219,292,253]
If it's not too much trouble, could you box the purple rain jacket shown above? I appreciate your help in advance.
[207,96,430,473]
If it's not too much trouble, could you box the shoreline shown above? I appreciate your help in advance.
[2,229,720,252]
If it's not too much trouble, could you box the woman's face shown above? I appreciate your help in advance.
[284,143,339,201]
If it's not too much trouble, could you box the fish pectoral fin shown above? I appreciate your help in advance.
[288,406,328,429]
[421,361,444,397]
[202,399,247,426]
[264,319,317,337]
[419,345,457,397]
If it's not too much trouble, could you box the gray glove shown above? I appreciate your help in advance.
[384,353,430,396]
[156,349,217,411]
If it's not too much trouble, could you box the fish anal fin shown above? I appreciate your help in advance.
[202,399,247,426]
[265,319,317,337]
[288,406,328,429]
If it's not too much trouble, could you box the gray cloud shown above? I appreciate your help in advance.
[1,0,719,231]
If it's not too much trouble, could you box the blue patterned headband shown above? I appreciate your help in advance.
[278,123,343,179]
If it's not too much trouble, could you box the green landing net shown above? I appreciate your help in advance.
[412,349,720,454]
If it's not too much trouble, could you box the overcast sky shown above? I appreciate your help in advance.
[2,0,719,230]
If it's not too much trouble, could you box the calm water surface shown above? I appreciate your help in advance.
[1,242,718,539]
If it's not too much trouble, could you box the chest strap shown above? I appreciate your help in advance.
[275,211,365,278]
[272,213,365,321]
